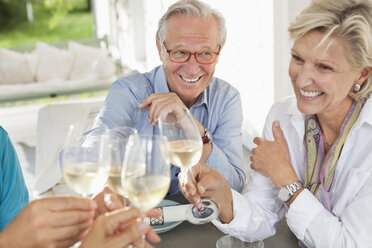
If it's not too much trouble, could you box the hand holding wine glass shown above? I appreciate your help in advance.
[61,124,108,197]
[159,107,219,224]
[122,134,171,247]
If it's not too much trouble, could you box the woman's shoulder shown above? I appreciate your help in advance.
[270,95,298,115]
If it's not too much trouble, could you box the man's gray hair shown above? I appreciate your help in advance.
[156,0,227,49]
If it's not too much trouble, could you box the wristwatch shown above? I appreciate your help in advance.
[201,128,212,144]
[277,181,303,202]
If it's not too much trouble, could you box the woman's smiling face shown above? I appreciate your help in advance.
[289,30,361,117]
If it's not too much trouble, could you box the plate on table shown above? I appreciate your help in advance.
[152,199,183,234]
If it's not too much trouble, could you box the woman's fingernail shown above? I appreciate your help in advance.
[137,222,148,233]
[274,120,280,127]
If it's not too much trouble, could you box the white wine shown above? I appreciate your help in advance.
[107,171,127,196]
[63,163,107,195]
[168,140,202,168]
[123,174,170,212]
[107,163,146,196]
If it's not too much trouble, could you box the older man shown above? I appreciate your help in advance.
[91,0,245,196]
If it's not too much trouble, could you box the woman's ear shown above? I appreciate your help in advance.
[358,67,371,86]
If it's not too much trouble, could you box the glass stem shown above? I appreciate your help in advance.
[186,167,206,211]
[138,216,145,248]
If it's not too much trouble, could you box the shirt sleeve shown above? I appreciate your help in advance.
[212,104,286,241]
[206,90,246,192]
[0,128,29,231]
[94,78,144,130]
[287,171,372,247]
[212,173,286,242]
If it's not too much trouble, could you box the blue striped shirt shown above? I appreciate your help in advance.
[92,66,246,195]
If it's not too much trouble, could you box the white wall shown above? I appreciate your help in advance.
[273,0,310,101]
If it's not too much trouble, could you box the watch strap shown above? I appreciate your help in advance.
[278,180,303,202]
[285,181,303,195]
[202,128,211,144]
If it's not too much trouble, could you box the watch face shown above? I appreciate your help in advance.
[278,187,290,202]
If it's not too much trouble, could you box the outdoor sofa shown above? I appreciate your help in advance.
[0,38,117,103]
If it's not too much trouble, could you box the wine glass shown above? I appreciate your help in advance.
[122,134,171,247]
[61,124,108,197]
[104,126,137,206]
[158,107,219,224]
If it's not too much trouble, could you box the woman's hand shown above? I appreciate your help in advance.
[250,121,298,188]
[0,196,97,248]
[179,163,234,223]
[80,208,161,248]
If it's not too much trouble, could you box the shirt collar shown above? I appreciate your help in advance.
[285,96,372,131]
[355,97,372,128]
[154,66,169,93]
[154,65,209,108]
[192,90,208,108]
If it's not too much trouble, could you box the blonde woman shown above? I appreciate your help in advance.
[181,0,372,247]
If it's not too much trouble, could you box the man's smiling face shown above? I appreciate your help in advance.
[157,14,220,107]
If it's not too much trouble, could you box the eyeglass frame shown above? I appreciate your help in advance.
[162,42,220,64]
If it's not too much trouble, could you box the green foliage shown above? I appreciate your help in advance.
[44,0,74,30]
[0,0,93,48]
[0,0,28,30]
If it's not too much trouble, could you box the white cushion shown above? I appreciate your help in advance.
[36,42,72,82]
[25,53,39,78]
[94,54,116,79]
[0,49,34,84]
[68,41,107,79]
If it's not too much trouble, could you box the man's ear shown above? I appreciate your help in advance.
[156,40,163,62]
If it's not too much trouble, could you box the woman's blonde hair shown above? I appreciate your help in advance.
[288,0,372,99]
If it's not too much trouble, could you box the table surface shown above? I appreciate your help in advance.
[155,196,299,248]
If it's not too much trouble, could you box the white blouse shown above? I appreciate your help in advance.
[213,96,372,248]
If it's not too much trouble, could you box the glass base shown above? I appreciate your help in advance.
[185,198,219,224]
[216,235,264,248]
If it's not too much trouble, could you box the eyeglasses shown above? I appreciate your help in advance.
[163,42,220,64]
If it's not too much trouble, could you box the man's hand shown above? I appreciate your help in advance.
[138,93,187,126]
[0,196,97,248]
[250,120,298,187]
[80,208,161,248]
